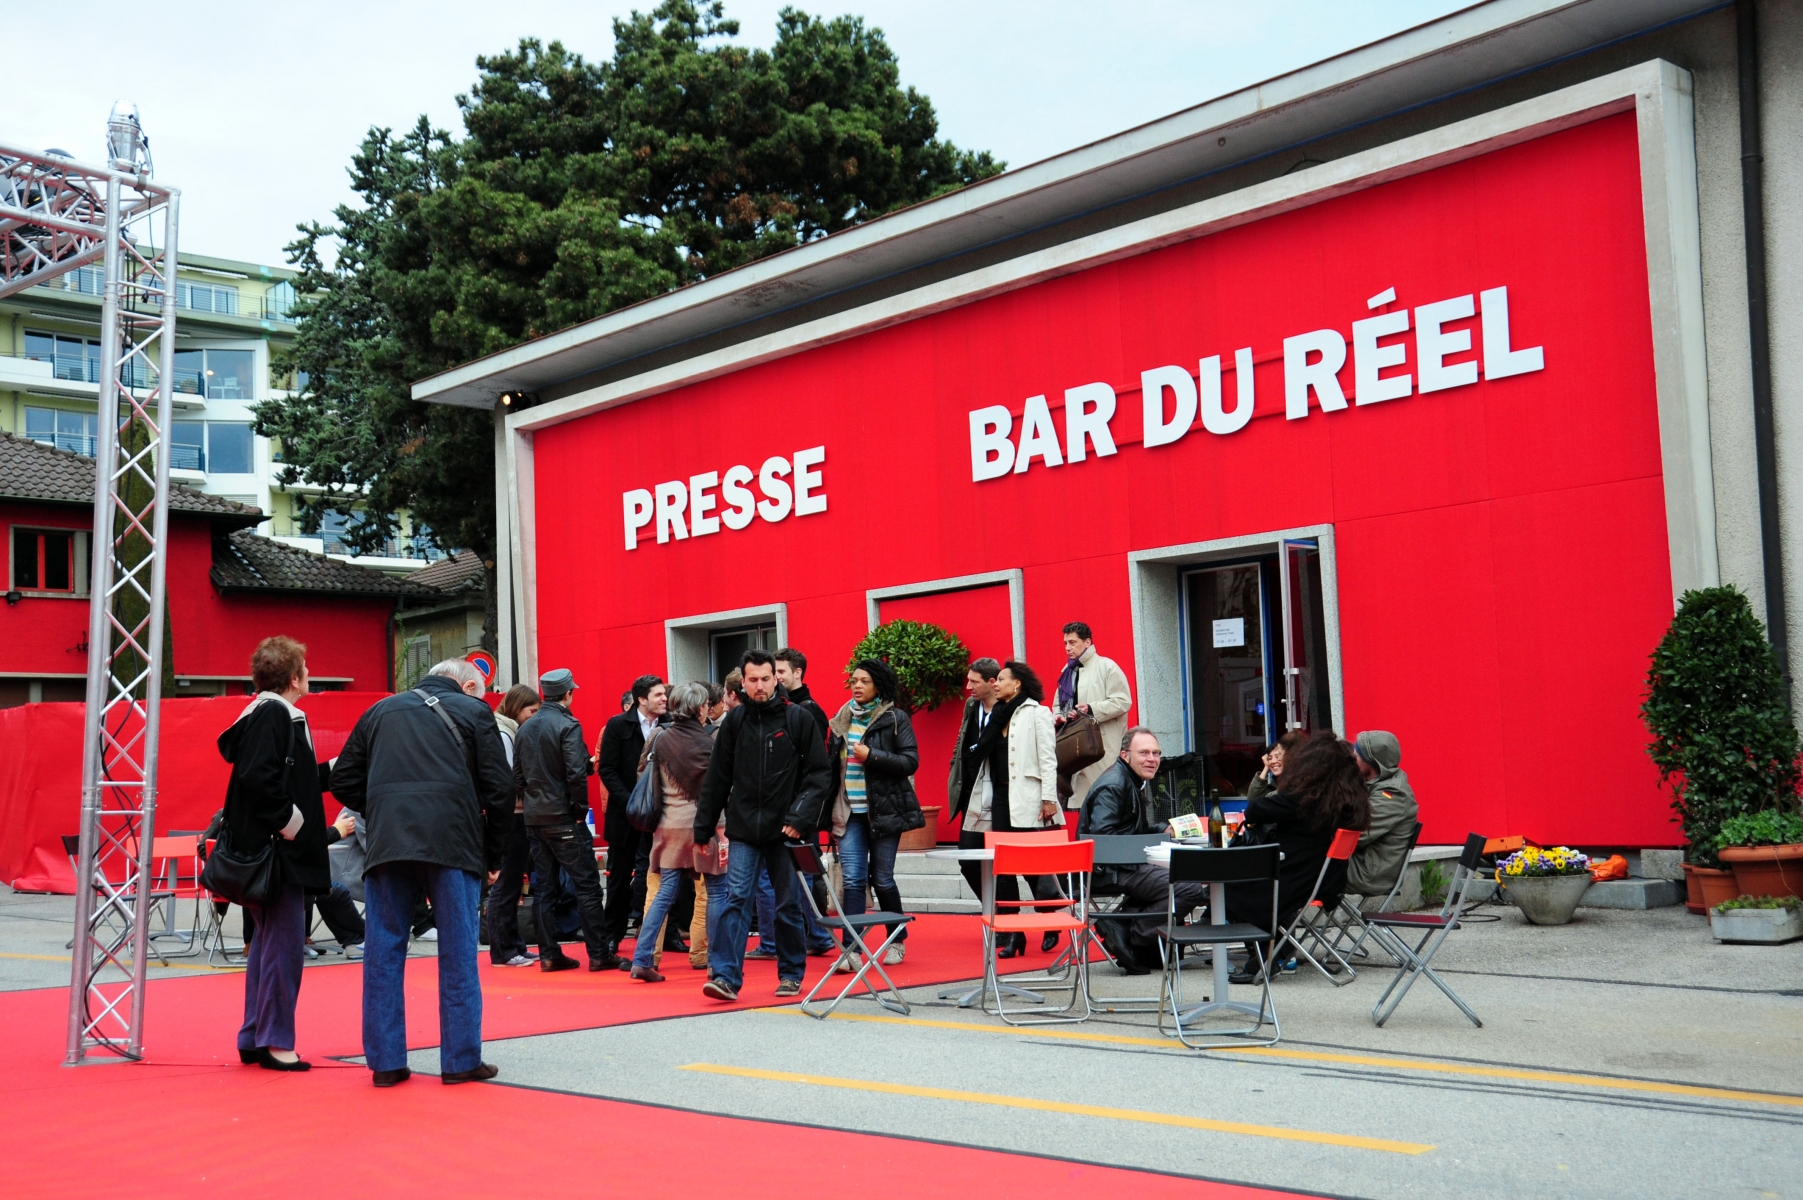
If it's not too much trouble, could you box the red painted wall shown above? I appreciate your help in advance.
[531,112,1678,846]
[0,508,395,691]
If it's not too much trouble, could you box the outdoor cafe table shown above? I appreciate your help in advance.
[922,847,1048,1010]
[1145,840,1269,1027]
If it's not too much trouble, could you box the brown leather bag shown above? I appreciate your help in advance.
[1055,710,1106,775]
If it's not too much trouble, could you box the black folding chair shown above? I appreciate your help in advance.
[786,841,914,1019]
[1080,833,1175,1012]
[1267,827,1362,987]
[1364,832,1487,1028]
[1157,845,1282,1049]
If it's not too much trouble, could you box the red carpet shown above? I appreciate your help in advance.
[7,915,1311,1198]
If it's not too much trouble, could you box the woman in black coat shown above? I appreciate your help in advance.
[1225,731,1370,982]
[217,636,332,1071]
[826,658,923,967]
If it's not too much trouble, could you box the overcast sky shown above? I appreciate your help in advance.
[8,1,1469,266]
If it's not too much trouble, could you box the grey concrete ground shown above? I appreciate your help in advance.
[411,903,1801,1200]
[11,881,1800,1198]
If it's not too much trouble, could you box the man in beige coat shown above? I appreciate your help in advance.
[1053,622,1133,810]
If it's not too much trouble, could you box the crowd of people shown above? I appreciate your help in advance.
[214,620,1420,1084]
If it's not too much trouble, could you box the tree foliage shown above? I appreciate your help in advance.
[256,0,1001,636]
[1642,586,1799,866]
[846,620,970,714]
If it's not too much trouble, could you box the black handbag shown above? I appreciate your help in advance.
[625,730,664,833]
[202,712,295,907]
[201,825,286,908]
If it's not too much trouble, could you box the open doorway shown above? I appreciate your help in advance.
[708,623,777,682]
[1182,539,1332,796]
[1130,526,1342,799]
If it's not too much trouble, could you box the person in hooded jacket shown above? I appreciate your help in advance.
[485,685,542,966]
[217,635,332,1072]
[1344,730,1420,903]
[825,658,924,970]
[691,649,832,1003]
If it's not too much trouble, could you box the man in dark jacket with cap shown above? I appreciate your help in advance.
[515,668,618,972]
[1346,730,1420,902]
[692,649,832,1002]
[331,658,513,1088]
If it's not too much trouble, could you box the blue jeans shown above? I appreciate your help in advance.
[633,869,685,970]
[711,840,805,990]
[757,863,835,953]
[363,862,484,1075]
[838,812,907,948]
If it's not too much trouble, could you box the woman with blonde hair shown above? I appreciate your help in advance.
[630,681,724,981]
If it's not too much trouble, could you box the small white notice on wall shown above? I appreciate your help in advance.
[1212,618,1246,648]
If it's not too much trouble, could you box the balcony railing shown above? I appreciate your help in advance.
[32,269,299,323]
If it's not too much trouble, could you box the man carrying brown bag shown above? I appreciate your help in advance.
[1053,621,1133,810]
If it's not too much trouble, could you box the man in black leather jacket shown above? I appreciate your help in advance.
[691,650,832,1003]
[515,668,618,972]
[1078,727,1205,973]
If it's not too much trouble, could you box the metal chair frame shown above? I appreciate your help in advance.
[786,841,915,1019]
[1158,845,1282,1049]
[980,831,1080,990]
[1267,827,1363,987]
[980,840,1093,1026]
[1078,833,1177,1012]
[1364,832,1487,1028]
[62,834,176,967]
[1326,821,1425,963]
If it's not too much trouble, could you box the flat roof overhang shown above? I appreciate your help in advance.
[411,0,1722,411]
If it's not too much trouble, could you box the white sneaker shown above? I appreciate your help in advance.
[415,928,438,942]
[501,954,534,967]
[832,951,861,974]
[883,944,906,966]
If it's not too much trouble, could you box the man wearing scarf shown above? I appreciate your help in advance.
[1055,622,1133,811]
[1345,730,1420,902]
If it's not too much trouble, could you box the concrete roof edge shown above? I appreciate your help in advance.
[412,0,1719,408]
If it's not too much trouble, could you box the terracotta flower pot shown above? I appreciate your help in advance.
[1682,863,1706,914]
[899,807,942,852]
[1690,865,1740,912]
[1500,873,1592,925]
[1718,843,1803,901]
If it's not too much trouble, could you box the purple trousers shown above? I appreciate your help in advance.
[237,881,305,1052]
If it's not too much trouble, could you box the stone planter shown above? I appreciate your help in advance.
[899,807,942,852]
[1500,873,1592,925]
[1718,843,1803,901]
[1709,905,1803,944]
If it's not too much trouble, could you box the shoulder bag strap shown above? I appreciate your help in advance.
[414,688,477,786]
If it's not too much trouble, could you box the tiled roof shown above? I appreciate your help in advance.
[212,530,439,598]
[407,548,485,594]
[0,432,263,524]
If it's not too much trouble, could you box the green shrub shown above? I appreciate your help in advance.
[1642,586,1799,868]
[846,620,969,714]
[1711,894,1801,913]
[1417,860,1449,909]
[1714,809,1803,850]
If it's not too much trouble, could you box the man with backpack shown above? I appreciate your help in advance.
[515,668,619,973]
[330,659,513,1088]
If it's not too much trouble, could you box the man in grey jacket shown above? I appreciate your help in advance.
[1345,730,1420,903]
[514,668,619,972]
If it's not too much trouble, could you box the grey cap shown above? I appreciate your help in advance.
[540,668,577,698]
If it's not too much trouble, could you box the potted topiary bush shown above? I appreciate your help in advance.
[846,620,971,848]
[1642,586,1800,913]
[1714,810,1803,900]
[1496,846,1593,925]
[1708,894,1803,944]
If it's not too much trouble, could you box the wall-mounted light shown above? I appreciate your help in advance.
[5,591,21,606]
[499,392,538,409]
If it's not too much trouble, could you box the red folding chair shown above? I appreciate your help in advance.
[980,840,1093,1026]
[147,835,204,958]
[1268,827,1362,986]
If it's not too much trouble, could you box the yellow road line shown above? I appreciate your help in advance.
[758,1007,1803,1110]
[0,951,235,972]
[680,1062,1433,1155]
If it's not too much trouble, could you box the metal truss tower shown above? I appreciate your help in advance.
[0,107,181,1063]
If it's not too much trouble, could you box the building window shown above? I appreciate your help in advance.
[24,331,102,384]
[11,527,87,595]
[172,347,256,399]
[176,280,240,316]
[170,420,255,474]
[400,635,432,690]
[264,281,297,322]
[24,407,99,458]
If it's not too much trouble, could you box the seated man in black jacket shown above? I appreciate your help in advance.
[692,649,832,1003]
[331,658,514,1088]
[1077,727,1205,974]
